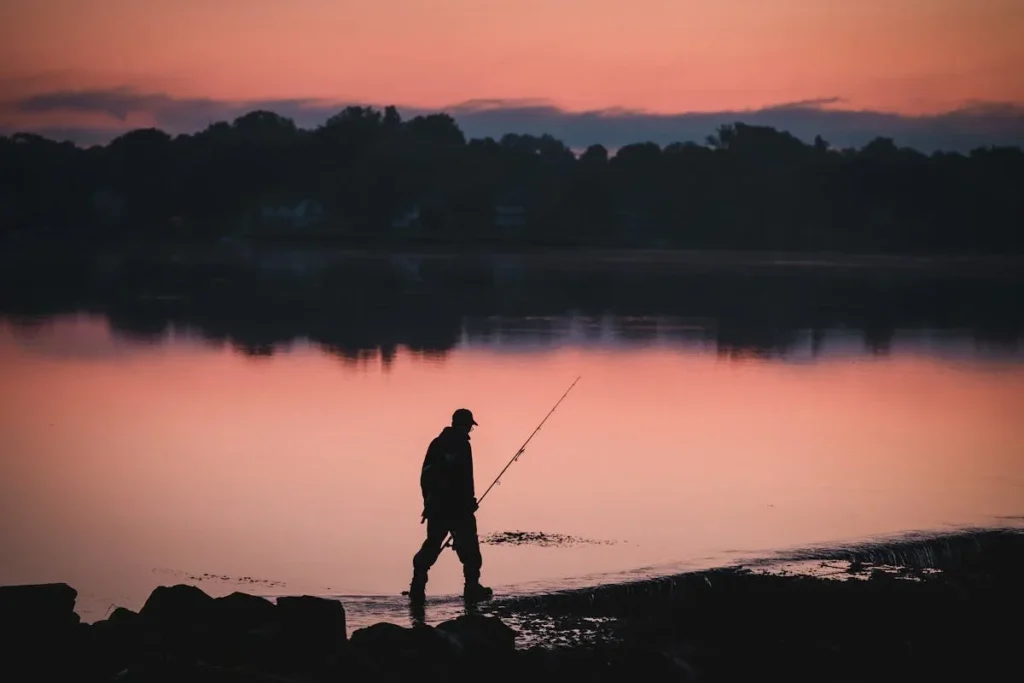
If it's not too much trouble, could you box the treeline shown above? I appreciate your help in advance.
[2,106,1022,252]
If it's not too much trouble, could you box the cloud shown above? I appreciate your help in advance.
[19,87,176,121]
[4,86,1024,153]
[761,97,847,111]
[13,87,335,130]
[442,97,1024,152]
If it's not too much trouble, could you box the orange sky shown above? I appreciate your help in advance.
[2,0,1022,117]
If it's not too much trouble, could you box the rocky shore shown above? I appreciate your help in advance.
[2,528,1021,682]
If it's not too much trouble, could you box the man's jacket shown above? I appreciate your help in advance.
[420,426,476,519]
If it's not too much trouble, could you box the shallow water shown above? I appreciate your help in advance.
[1,253,1022,629]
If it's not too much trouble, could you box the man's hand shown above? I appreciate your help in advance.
[470,497,479,513]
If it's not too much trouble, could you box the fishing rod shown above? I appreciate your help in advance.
[441,375,581,552]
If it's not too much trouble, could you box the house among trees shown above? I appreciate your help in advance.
[390,204,421,232]
[255,199,326,231]
[495,204,526,229]
[493,188,528,233]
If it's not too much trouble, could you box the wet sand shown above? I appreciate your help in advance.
[482,526,1023,680]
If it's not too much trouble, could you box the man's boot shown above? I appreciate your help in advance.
[463,582,493,603]
[408,571,427,605]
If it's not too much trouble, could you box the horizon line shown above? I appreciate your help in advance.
[4,89,1023,153]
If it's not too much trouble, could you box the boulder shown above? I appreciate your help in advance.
[0,583,89,678]
[1,582,703,682]
[139,584,216,628]
[349,621,457,681]
[91,606,144,678]
[202,592,284,671]
[0,582,79,628]
[350,621,449,657]
[597,644,696,682]
[273,595,348,672]
[500,643,695,683]
[436,613,517,657]
[114,657,312,683]
[131,584,219,660]
[274,595,346,645]
[109,606,141,624]
[96,588,354,677]
[212,592,278,632]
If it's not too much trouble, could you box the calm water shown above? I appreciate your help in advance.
[1,250,1022,628]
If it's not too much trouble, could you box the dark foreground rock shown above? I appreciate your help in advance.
[1,529,1020,682]
[0,582,693,683]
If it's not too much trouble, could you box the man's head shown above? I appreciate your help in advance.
[451,408,478,433]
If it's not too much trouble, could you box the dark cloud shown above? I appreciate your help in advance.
[443,98,1024,152]
[19,87,179,121]
[4,87,1024,152]
[13,87,335,130]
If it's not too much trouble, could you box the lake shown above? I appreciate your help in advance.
[1,247,1022,628]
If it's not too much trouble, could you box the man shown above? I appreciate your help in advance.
[409,408,493,604]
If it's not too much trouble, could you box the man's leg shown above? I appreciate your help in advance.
[450,513,491,601]
[410,517,449,602]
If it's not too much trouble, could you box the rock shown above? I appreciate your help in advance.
[0,583,90,678]
[350,621,448,658]
[507,644,694,683]
[94,588,353,676]
[187,661,311,682]
[91,606,144,676]
[509,645,562,677]
[275,595,346,643]
[114,657,309,683]
[349,622,457,681]
[203,594,284,673]
[0,582,699,682]
[346,615,521,682]
[133,587,297,673]
[211,591,278,631]
[599,644,696,682]
[274,595,348,670]
[109,606,141,624]
[139,584,216,628]
[0,582,79,627]
[132,584,221,663]
[436,613,517,656]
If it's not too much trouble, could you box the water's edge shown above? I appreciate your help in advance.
[292,524,1024,642]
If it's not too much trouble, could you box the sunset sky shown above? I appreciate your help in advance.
[2,0,1023,149]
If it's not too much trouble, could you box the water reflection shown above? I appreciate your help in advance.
[1,249,1021,363]
[0,251,1022,626]
[4,313,1023,368]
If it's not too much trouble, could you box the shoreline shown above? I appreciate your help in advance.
[5,238,1024,275]
[4,526,1021,681]
[485,525,1023,632]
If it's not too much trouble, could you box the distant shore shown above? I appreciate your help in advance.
[6,236,1024,277]
[3,526,1021,682]
[4,234,1022,361]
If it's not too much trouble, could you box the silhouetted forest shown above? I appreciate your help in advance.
[3,106,1023,253]
[2,250,1020,362]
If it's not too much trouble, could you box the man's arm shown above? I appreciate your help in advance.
[420,441,441,516]
[462,441,478,511]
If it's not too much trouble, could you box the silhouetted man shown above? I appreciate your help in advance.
[409,408,493,604]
